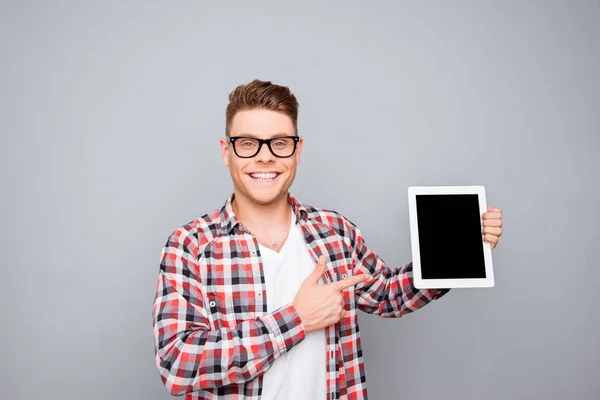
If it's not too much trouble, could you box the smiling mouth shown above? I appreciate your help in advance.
[248,172,281,183]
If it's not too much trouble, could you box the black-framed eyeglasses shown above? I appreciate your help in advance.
[228,136,300,158]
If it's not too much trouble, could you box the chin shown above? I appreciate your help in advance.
[250,191,285,205]
[241,185,285,205]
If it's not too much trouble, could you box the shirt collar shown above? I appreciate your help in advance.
[219,192,309,235]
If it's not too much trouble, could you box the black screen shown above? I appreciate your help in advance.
[416,194,486,279]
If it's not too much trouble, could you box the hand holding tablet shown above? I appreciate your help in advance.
[408,186,498,289]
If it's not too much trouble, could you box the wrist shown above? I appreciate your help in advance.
[290,303,311,333]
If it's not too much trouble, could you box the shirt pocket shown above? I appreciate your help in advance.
[225,293,254,322]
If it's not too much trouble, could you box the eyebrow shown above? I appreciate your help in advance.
[236,133,291,139]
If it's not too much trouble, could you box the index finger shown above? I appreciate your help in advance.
[482,211,502,220]
[334,273,371,290]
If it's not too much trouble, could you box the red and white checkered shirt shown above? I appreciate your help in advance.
[153,193,448,399]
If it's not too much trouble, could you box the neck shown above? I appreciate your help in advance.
[232,191,291,234]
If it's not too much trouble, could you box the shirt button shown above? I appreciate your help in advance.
[257,292,262,297]
[209,301,216,307]
[251,250,256,256]
[342,274,347,279]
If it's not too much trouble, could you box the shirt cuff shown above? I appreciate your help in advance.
[261,304,306,356]
[433,288,451,299]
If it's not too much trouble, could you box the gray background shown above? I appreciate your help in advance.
[1,1,599,399]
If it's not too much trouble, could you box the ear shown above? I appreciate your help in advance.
[295,137,303,165]
[219,138,230,167]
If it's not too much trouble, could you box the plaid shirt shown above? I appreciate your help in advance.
[153,193,448,399]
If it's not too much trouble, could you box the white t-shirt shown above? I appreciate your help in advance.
[259,208,326,400]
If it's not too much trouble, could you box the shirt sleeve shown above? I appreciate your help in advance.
[350,225,450,317]
[152,231,306,395]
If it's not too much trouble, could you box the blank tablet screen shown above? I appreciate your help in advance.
[416,194,486,279]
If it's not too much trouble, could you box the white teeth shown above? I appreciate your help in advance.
[250,173,278,179]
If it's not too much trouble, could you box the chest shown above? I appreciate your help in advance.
[197,226,356,328]
[259,229,316,311]
[256,234,287,253]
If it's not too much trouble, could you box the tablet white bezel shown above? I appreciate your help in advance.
[407,185,494,289]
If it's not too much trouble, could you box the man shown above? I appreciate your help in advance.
[152,79,503,400]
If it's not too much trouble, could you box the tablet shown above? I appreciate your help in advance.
[407,186,494,289]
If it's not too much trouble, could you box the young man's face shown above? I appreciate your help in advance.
[220,109,303,206]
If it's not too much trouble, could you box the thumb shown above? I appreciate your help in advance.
[309,255,327,283]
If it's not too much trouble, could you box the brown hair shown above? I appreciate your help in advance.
[225,79,299,136]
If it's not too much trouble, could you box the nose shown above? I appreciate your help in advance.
[255,142,275,163]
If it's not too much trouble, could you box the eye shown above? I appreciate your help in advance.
[239,139,258,148]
